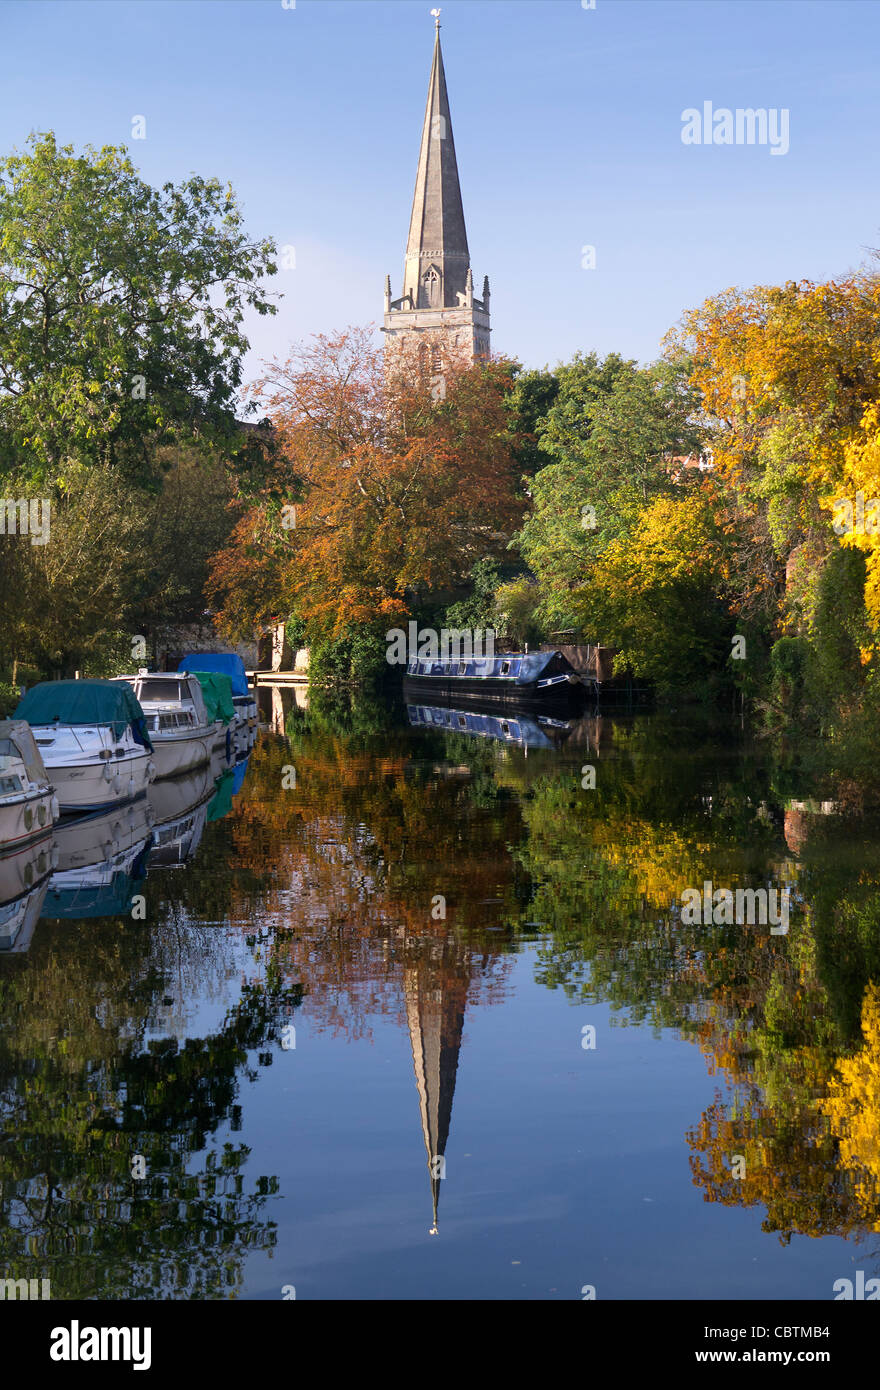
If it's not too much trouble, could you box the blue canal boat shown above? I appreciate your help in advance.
[402,649,595,707]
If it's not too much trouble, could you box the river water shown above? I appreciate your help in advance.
[1,693,879,1300]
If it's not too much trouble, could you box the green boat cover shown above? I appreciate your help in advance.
[15,680,152,749]
[191,671,235,726]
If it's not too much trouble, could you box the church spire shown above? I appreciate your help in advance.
[402,21,470,310]
[383,15,491,362]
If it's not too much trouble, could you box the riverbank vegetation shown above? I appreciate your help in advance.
[0,132,276,703]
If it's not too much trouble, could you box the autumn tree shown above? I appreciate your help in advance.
[207,328,525,665]
[667,269,880,720]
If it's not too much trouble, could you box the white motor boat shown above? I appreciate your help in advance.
[0,719,59,852]
[14,680,156,814]
[116,672,217,780]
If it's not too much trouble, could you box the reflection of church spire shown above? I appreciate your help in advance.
[404,942,468,1234]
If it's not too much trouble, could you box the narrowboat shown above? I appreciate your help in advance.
[402,649,595,706]
[14,680,156,813]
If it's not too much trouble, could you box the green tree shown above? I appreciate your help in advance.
[0,131,277,483]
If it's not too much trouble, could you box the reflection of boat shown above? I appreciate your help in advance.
[15,680,155,813]
[0,878,51,952]
[0,720,59,852]
[406,702,575,750]
[115,673,216,778]
[178,653,258,736]
[0,826,56,904]
[207,767,236,823]
[43,796,154,919]
[230,752,251,797]
[147,757,220,867]
[403,650,594,707]
[0,836,56,951]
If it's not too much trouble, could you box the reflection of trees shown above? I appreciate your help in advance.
[501,715,880,1244]
[219,716,519,1042]
[9,697,880,1281]
[515,718,781,1024]
[824,983,880,1221]
[682,816,880,1245]
[210,707,521,1228]
[0,920,297,1297]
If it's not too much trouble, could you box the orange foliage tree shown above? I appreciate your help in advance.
[207,327,525,641]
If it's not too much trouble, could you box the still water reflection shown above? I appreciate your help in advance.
[1,693,880,1299]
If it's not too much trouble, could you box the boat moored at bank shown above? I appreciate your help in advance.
[0,719,59,852]
[177,653,257,735]
[115,672,216,779]
[402,650,595,706]
[14,680,156,813]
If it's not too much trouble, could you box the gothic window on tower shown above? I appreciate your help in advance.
[422,264,441,307]
[431,347,442,374]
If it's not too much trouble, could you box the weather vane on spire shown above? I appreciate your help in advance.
[430,7,441,29]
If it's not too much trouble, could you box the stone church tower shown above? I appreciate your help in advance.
[383,17,490,364]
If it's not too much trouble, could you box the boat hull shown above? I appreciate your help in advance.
[0,786,58,852]
[150,728,215,780]
[402,674,589,707]
[50,751,155,813]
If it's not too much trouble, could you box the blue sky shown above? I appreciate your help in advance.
[2,0,879,380]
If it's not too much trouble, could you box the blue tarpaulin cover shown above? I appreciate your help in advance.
[178,653,249,698]
[15,680,153,750]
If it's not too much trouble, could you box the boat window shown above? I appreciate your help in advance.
[458,662,467,676]
[500,660,511,676]
[457,715,467,728]
[138,679,185,702]
[0,774,23,794]
[500,721,510,735]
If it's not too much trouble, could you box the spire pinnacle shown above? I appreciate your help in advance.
[401,18,470,310]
